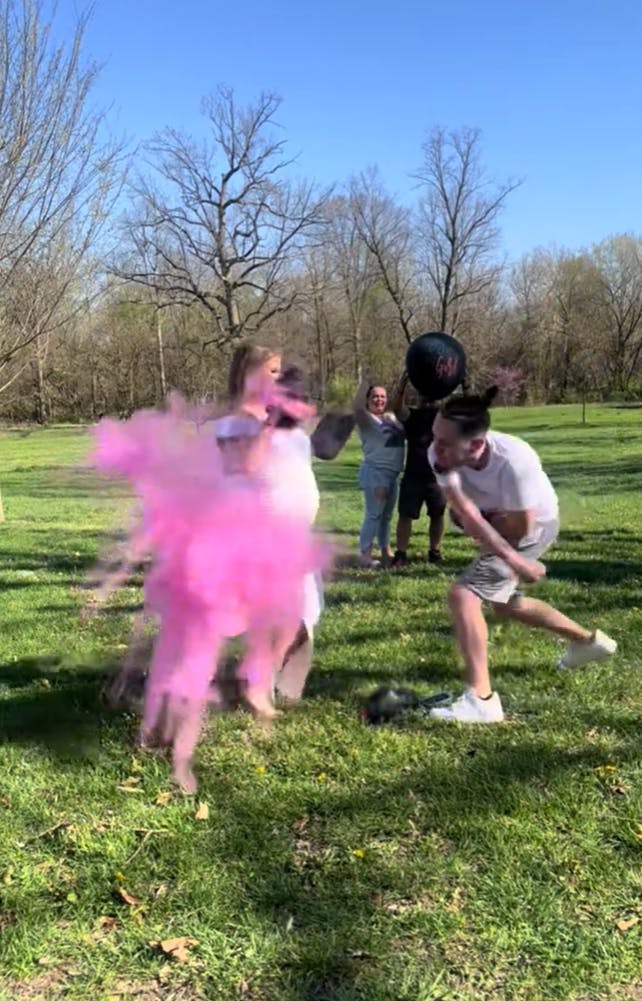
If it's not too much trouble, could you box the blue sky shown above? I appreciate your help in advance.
[54,0,641,260]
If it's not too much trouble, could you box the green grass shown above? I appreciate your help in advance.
[0,406,641,1001]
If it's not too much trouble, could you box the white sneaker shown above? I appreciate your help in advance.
[358,553,381,569]
[558,629,617,670]
[430,689,504,723]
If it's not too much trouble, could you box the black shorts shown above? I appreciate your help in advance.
[398,477,446,520]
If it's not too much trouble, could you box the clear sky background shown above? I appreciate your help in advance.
[54,0,641,260]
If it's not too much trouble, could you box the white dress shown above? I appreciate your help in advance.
[262,428,324,633]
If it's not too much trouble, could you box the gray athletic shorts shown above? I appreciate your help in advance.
[457,520,559,605]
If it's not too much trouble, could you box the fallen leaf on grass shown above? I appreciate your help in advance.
[384,899,413,914]
[97,916,119,931]
[194,801,209,821]
[120,775,141,787]
[118,776,143,794]
[347,949,369,960]
[616,915,639,933]
[157,963,173,984]
[155,791,172,806]
[150,936,198,964]
[91,916,121,941]
[447,887,464,913]
[116,886,140,908]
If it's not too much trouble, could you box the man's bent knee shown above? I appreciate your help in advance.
[448,582,481,615]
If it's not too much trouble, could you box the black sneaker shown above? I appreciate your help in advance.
[390,550,408,568]
[428,549,443,564]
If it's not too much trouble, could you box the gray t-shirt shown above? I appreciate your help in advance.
[356,411,405,474]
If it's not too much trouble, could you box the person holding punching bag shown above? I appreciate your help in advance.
[389,333,467,568]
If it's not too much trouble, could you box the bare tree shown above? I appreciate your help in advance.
[414,126,519,335]
[349,168,417,344]
[591,235,642,394]
[120,87,330,347]
[298,244,340,400]
[325,195,378,379]
[0,0,125,374]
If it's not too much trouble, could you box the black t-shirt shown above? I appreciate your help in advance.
[402,406,438,481]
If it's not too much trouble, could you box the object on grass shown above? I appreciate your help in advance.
[361,686,452,725]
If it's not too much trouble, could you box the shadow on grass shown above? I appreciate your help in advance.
[0,655,125,764]
[0,548,97,575]
[551,558,642,587]
[2,658,641,997]
[192,720,642,1000]
[546,458,642,494]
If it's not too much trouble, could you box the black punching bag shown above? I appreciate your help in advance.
[406,332,467,401]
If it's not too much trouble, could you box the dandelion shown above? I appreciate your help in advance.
[594,764,617,777]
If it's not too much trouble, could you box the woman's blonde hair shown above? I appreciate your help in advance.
[227,342,277,403]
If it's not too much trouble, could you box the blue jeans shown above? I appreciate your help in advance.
[358,464,400,553]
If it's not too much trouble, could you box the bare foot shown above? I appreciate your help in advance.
[245,685,280,720]
[173,762,197,795]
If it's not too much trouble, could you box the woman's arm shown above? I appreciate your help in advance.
[353,377,372,427]
[390,371,410,423]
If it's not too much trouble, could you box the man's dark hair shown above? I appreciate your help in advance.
[439,385,499,438]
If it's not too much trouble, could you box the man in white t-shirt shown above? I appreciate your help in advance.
[426,388,616,723]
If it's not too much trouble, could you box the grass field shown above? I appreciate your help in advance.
[0,405,641,1001]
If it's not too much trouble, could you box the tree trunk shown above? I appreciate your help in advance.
[32,351,47,425]
[156,309,167,400]
[90,368,98,421]
[354,321,363,382]
[314,295,326,403]
[128,362,136,415]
